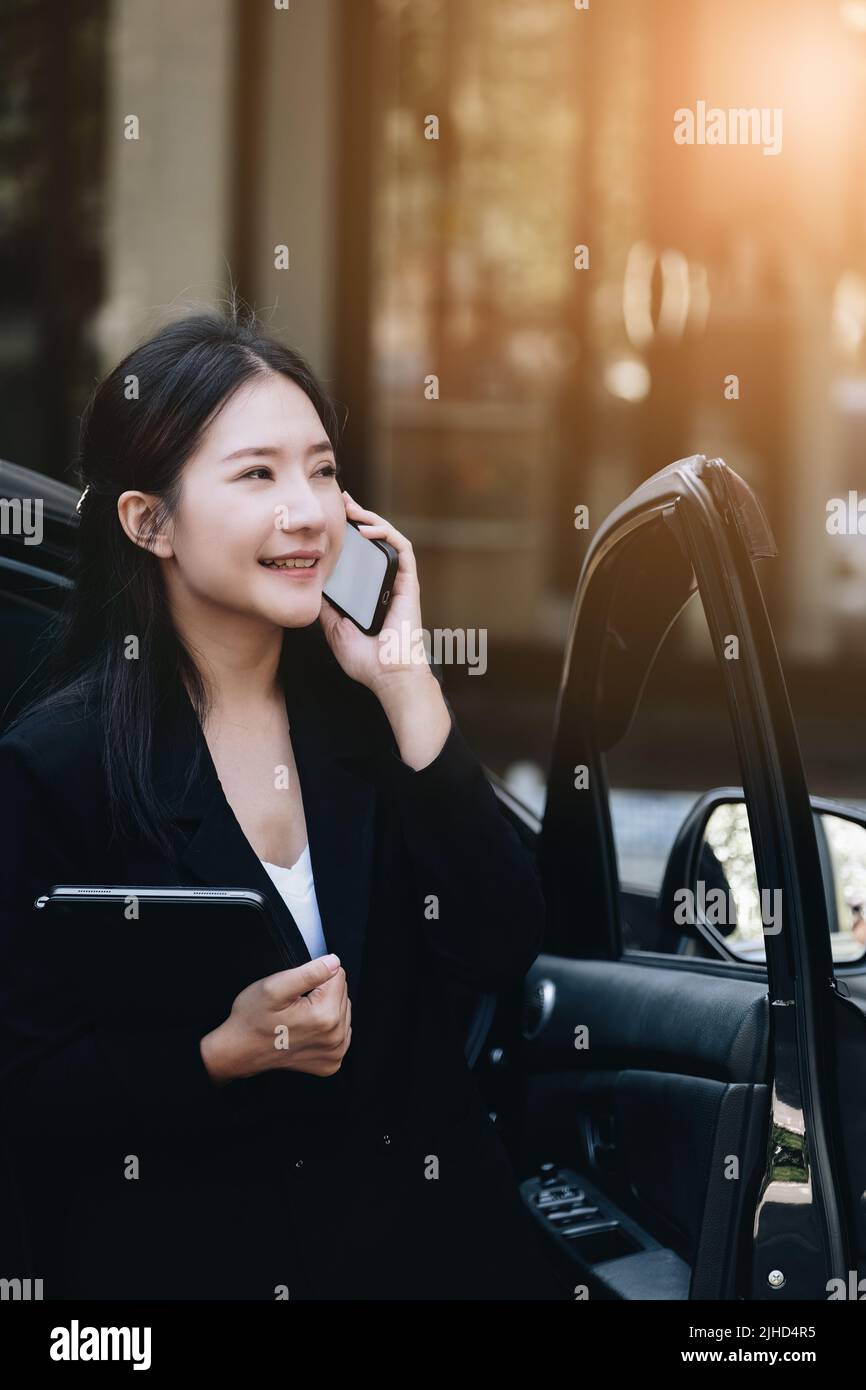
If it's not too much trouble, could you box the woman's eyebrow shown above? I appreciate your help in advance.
[222,440,334,462]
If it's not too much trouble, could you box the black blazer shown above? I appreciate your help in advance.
[0,623,566,1300]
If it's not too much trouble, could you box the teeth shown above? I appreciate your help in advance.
[261,557,317,569]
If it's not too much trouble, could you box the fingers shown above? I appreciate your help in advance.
[262,953,342,1008]
[342,491,415,574]
[328,983,351,1037]
[320,985,351,1052]
[260,955,352,1072]
[335,995,352,1057]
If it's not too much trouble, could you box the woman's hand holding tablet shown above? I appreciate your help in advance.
[199,952,351,1085]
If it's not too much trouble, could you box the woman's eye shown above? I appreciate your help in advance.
[241,463,337,481]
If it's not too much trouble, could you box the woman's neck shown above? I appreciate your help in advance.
[178,623,286,712]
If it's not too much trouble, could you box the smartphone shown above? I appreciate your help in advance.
[323,519,398,635]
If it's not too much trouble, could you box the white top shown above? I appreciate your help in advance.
[259,842,329,961]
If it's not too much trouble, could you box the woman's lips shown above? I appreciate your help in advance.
[258,558,321,579]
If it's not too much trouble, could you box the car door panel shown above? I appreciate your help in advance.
[523,957,768,1082]
[517,954,769,1297]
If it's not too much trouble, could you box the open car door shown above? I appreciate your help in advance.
[516,454,864,1301]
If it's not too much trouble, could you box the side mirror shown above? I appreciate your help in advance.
[657,788,866,965]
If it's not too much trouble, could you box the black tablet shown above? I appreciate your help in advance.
[33,884,304,1024]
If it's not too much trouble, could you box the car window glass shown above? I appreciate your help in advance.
[602,581,747,961]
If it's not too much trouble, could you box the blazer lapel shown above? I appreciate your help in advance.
[152,669,378,1006]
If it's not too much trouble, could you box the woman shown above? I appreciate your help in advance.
[0,310,568,1301]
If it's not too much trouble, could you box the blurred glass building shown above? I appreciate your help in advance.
[3,0,866,795]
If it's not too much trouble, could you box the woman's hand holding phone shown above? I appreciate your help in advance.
[200,954,352,1085]
[321,492,453,771]
[319,491,430,696]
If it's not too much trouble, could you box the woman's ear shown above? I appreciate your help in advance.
[117,491,175,559]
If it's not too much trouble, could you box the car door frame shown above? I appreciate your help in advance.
[538,454,851,1299]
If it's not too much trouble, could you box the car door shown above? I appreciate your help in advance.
[0,459,76,726]
[502,454,859,1301]
[0,460,80,1278]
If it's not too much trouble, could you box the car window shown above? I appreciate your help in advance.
[0,578,64,730]
[820,814,866,963]
[602,583,751,962]
[600,568,866,967]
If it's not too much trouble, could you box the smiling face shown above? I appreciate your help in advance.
[139,371,346,632]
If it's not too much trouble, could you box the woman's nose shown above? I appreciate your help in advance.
[272,488,327,534]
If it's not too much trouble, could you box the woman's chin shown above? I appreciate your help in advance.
[264,593,323,627]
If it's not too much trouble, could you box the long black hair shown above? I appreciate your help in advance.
[6,305,346,862]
